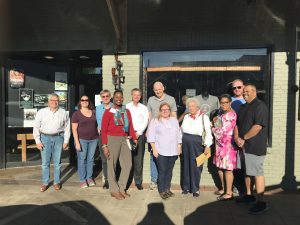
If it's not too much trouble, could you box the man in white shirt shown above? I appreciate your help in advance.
[33,93,70,192]
[126,88,149,190]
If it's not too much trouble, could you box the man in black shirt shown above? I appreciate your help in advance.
[234,84,269,214]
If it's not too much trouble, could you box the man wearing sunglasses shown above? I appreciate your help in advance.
[231,79,246,196]
[96,89,113,189]
[231,79,246,112]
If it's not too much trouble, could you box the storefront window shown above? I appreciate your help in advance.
[143,48,272,143]
[5,59,71,167]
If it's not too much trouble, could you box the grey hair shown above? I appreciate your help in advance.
[48,93,60,100]
[186,97,200,108]
[100,89,111,96]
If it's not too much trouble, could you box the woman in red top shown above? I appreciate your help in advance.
[101,90,137,200]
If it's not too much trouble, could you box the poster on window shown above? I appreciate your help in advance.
[23,108,37,127]
[55,72,68,90]
[19,88,33,108]
[34,94,49,107]
[55,91,68,109]
[9,69,25,88]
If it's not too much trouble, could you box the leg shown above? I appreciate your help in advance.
[107,136,122,193]
[255,175,265,201]
[149,143,158,184]
[99,134,108,182]
[133,134,145,185]
[40,135,52,185]
[182,134,190,191]
[118,137,132,192]
[224,170,233,195]
[52,135,63,184]
[156,155,167,193]
[77,139,88,182]
[165,156,177,191]
[86,139,98,180]
[217,169,224,193]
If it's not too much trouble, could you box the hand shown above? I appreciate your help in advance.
[213,116,218,123]
[152,149,159,158]
[135,132,140,139]
[98,129,101,135]
[103,147,110,160]
[177,145,182,155]
[204,146,211,155]
[75,142,81,151]
[237,138,245,148]
[36,143,43,151]
[63,143,69,150]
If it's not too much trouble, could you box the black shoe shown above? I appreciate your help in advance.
[236,195,256,203]
[103,181,109,189]
[159,192,169,200]
[166,190,174,197]
[136,184,143,190]
[182,190,189,195]
[193,192,200,197]
[249,201,268,215]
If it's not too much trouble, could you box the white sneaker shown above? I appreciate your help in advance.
[149,182,157,190]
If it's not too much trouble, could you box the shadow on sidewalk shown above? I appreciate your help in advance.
[0,201,110,225]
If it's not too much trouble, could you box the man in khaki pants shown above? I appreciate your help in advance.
[101,90,137,200]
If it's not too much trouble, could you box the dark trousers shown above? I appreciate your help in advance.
[156,154,177,193]
[182,133,204,193]
[132,134,145,185]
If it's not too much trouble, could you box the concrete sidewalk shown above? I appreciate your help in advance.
[0,165,299,225]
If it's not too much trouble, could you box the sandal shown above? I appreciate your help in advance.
[217,193,234,201]
[214,190,225,195]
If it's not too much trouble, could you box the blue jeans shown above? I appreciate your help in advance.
[40,134,64,185]
[77,139,98,182]
[156,154,177,193]
[150,151,158,183]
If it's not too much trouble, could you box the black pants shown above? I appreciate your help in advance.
[182,133,204,193]
[132,134,145,185]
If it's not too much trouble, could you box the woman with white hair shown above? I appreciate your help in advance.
[181,97,213,197]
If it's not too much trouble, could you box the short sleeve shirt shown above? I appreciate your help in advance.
[147,94,177,119]
[71,110,99,140]
[236,98,268,156]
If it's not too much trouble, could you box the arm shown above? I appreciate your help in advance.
[243,124,263,140]
[203,115,213,147]
[33,110,43,150]
[63,112,70,150]
[127,109,137,142]
[170,98,178,118]
[150,142,158,158]
[178,112,188,123]
[71,123,81,151]
[95,105,101,130]
[136,106,149,136]
[101,110,110,159]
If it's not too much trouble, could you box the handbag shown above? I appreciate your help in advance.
[201,113,206,146]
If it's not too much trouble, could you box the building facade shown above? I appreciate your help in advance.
[0,0,299,190]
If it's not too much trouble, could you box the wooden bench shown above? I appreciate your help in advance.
[17,133,37,162]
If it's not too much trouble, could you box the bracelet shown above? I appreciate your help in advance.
[102,144,108,149]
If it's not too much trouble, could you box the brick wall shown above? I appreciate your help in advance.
[103,52,300,188]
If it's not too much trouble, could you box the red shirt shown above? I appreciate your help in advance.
[101,108,136,144]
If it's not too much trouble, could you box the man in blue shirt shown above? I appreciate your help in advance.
[96,89,113,189]
[231,79,246,112]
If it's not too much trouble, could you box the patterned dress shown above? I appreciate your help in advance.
[212,111,237,170]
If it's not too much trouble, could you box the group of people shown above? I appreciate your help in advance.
[33,79,269,214]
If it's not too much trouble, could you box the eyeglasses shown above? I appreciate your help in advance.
[50,100,59,102]
[232,86,242,90]
[101,95,110,98]
[81,99,89,102]
[161,109,170,112]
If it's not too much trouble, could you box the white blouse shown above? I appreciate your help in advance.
[181,110,213,147]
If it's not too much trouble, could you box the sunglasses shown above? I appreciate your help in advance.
[81,99,89,102]
[101,95,110,98]
[232,86,242,90]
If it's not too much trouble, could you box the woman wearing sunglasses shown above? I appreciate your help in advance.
[71,95,98,188]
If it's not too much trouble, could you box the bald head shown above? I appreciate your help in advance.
[153,81,165,98]
[243,84,257,103]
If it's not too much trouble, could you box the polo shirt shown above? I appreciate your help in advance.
[236,98,268,156]
[147,94,177,119]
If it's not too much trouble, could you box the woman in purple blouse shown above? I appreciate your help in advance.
[71,95,99,188]
[147,102,182,200]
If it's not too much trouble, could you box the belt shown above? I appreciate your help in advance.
[41,132,64,136]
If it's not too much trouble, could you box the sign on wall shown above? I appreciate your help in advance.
[19,88,33,108]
